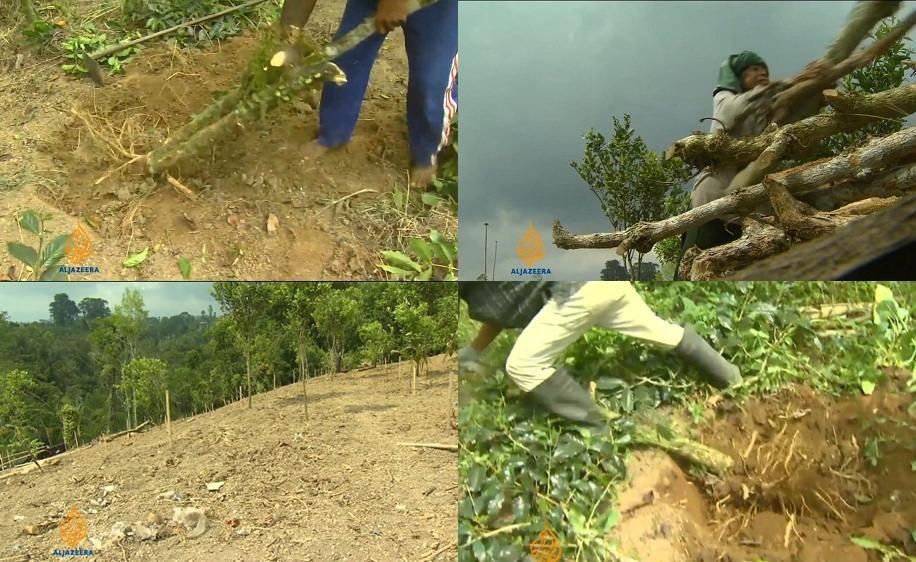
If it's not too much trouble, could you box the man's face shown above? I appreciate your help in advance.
[740,64,769,90]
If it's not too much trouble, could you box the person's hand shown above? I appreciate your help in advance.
[376,0,409,33]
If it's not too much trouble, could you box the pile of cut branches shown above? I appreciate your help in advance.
[553,1,916,280]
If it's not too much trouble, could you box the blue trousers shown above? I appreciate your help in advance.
[317,0,458,167]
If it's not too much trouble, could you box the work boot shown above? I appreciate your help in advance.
[458,346,487,375]
[527,368,607,429]
[674,324,743,389]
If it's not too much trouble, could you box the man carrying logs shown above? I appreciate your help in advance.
[458,282,742,428]
[296,0,458,189]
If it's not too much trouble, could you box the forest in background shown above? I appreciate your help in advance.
[0,282,457,466]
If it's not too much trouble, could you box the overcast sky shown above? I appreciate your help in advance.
[0,283,218,322]
[457,0,904,280]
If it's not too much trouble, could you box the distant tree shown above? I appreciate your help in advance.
[393,301,437,395]
[211,282,273,409]
[311,288,361,374]
[600,259,630,280]
[121,358,168,425]
[0,369,41,460]
[571,114,691,280]
[638,262,661,280]
[49,293,80,326]
[78,297,111,321]
[358,320,395,367]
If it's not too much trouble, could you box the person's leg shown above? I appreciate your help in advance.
[594,283,741,388]
[310,0,387,155]
[590,282,685,348]
[506,283,613,392]
[401,0,458,187]
[504,283,618,427]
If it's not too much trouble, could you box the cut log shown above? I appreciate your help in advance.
[665,84,916,170]
[103,420,152,442]
[689,220,791,280]
[728,191,916,280]
[398,442,458,451]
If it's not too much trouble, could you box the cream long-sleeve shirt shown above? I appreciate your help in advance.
[690,88,768,208]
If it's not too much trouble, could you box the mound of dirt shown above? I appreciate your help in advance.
[0,355,458,562]
[611,370,915,562]
[0,0,441,280]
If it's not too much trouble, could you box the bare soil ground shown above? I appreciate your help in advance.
[0,354,458,562]
[611,369,915,562]
[0,0,452,280]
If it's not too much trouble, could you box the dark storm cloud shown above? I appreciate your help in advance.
[458,0,896,280]
[0,283,218,322]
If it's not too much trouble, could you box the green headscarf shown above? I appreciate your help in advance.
[715,50,768,94]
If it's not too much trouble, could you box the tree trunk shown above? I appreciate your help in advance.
[132,388,138,431]
[246,349,252,409]
[106,389,113,434]
[412,360,418,396]
[300,340,309,421]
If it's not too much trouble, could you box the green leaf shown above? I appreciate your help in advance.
[468,464,486,492]
[434,240,454,264]
[421,192,444,207]
[409,238,433,263]
[601,509,621,533]
[417,267,433,281]
[378,264,414,278]
[428,229,444,244]
[18,210,41,235]
[850,536,885,551]
[122,247,149,268]
[178,256,192,279]
[861,380,876,396]
[553,435,586,461]
[6,242,38,267]
[471,541,486,561]
[381,250,422,273]
[40,234,70,270]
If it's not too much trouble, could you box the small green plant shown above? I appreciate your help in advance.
[60,24,142,75]
[380,229,457,281]
[178,256,192,279]
[6,210,70,280]
[687,400,706,424]
[863,436,881,467]
[22,19,56,48]
[851,536,916,561]
[122,0,278,47]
